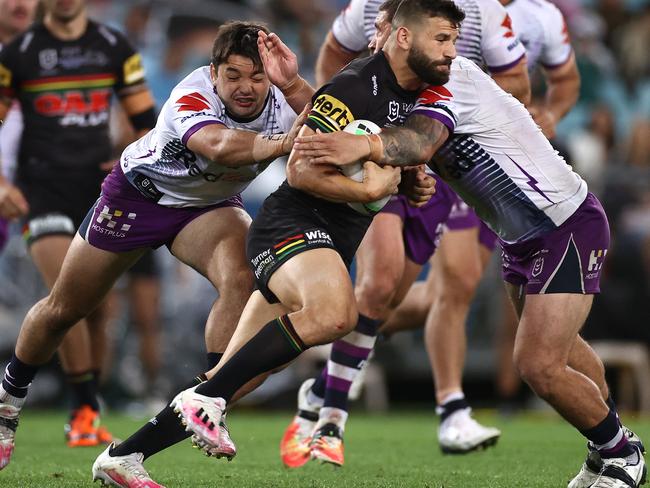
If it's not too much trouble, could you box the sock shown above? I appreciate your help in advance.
[111,373,207,460]
[580,410,635,459]
[1,352,39,400]
[321,314,381,413]
[206,352,224,370]
[306,367,327,409]
[195,315,307,402]
[67,371,100,411]
[317,406,349,431]
[436,392,470,423]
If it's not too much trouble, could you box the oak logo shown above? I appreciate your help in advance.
[311,94,354,130]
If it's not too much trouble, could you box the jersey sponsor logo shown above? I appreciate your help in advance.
[501,14,515,39]
[123,53,145,85]
[92,205,136,238]
[176,92,210,112]
[26,214,75,239]
[587,249,607,272]
[371,75,378,96]
[310,94,354,131]
[0,63,12,88]
[38,49,58,70]
[416,86,453,106]
[34,89,111,117]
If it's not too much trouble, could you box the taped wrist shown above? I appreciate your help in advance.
[366,134,384,163]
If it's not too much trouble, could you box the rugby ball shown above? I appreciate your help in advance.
[342,119,390,215]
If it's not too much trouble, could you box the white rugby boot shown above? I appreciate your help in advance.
[591,445,646,488]
[170,386,225,454]
[92,443,165,488]
[438,407,501,454]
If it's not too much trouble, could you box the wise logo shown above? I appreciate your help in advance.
[309,94,355,132]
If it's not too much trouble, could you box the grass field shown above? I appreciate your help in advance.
[2,410,648,487]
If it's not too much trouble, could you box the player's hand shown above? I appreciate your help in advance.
[258,31,299,90]
[99,160,118,172]
[0,179,29,220]
[400,165,436,207]
[363,161,401,201]
[283,103,311,154]
[294,131,370,166]
[529,106,557,139]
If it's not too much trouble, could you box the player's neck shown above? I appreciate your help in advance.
[43,11,88,41]
[382,49,425,92]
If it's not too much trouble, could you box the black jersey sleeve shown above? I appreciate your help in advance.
[0,41,20,101]
[107,27,147,95]
[305,70,369,133]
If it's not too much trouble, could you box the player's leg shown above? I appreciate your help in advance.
[0,235,144,469]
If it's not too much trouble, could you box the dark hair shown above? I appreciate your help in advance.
[392,0,465,29]
[379,0,403,23]
[211,21,270,71]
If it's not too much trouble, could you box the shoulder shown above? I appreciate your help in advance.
[91,21,131,48]
[170,67,221,107]
[0,25,40,57]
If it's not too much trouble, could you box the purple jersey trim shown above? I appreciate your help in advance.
[488,53,526,73]
[541,50,573,71]
[410,109,455,135]
[181,120,224,146]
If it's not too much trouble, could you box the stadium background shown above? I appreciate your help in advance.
[0,0,649,417]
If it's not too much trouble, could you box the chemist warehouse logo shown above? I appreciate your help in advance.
[308,94,354,132]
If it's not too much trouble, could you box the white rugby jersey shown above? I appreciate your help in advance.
[0,42,21,180]
[331,0,525,72]
[505,0,572,72]
[120,66,296,207]
[412,56,587,243]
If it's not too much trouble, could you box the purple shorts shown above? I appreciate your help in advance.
[381,175,455,265]
[0,218,8,252]
[78,166,244,253]
[444,195,498,251]
[501,193,609,295]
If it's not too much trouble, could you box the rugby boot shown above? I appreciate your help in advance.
[192,414,237,461]
[438,407,501,454]
[170,386,225,454]
[92,443,165,488]
[0,403,19,470]
[280,378,319,468]
[591,444,646,488]
[310,423,344,467]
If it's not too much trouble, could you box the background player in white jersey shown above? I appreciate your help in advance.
[0,21,310,472]
[294,20,647,486]
[282,0,529,462]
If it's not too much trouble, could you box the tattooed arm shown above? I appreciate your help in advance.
[293,115,450,167]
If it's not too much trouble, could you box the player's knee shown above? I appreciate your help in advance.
[34,295,86,333]
[356,273,399,317]
[216,266,254,299]
[439,262,481,304]
[514,354,560,399]
[304,301,358,344]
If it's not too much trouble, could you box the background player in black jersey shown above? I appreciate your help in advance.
[89,2,458,484]
[0,0,156,448]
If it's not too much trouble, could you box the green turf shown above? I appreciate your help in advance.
[2,410,648,487]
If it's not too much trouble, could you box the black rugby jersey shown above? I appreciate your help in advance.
[0,21,146,183]
[279,50,420,212]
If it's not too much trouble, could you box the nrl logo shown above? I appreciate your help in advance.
[39,49,58,70]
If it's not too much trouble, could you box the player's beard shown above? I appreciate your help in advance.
[407,45,451,86]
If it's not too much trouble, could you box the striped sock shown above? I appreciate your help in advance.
[321,315,381,415]
[581,409,635,459]
[1,353,39,400]
[196,315,307,402]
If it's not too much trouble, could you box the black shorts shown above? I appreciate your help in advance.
[18,168,106,246]
[247,182,372,303]
[126,250,160,278]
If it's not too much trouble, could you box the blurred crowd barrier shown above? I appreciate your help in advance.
[0,0,648,412]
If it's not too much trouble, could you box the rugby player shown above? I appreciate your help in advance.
[0,0,38,251]
[0,0,156,448]
[91,2,451,485]
[0,20,309,472]
[377,0,584,456]
[292,7,647,486]
[283,0,530,463]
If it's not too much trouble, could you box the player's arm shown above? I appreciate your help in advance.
[258,31,315,113]
[287,125,401,203]
[187,104,309,167]
[490,57,531,106]
[315,31,362,86]
[117,88,156,139]
[530,54,580,139]
[294,114,450,168]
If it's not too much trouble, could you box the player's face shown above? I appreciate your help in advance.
[407,17,458,85]
[369,10,391,54]
[42,0,86,23]
[0,0,37,36]
[212,55,271,119]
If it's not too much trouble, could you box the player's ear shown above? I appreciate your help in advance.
[395,26,412,51]
[210,63,218,84]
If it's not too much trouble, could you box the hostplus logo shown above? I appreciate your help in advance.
[92,206,136,238]
[587,249,607,273]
